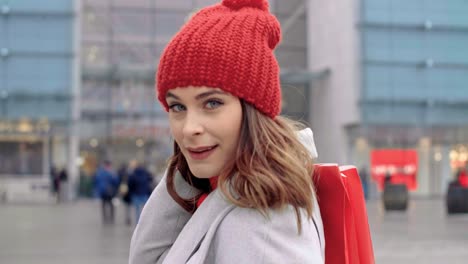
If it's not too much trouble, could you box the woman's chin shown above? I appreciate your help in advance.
[191,172,218,179]
[189,167,219,179]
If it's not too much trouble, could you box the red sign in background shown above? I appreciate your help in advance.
[371,149,418,191]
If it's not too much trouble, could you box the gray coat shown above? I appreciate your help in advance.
[129,173,324,264]
[129,128,324,264]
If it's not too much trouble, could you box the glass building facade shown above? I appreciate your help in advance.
[1,0,311,200]
[80,0,311,177]
[5,0,466,199]
[354,0,468,196]
[306,0,468,197]
[0,0,78,201]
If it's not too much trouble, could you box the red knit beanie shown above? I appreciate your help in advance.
[156,0,282,118]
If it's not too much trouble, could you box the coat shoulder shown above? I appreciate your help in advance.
[207,205,324,263]
[218,205,313,236]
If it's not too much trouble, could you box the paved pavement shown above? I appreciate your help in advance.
[0,200,133,264]
[367,199,468,264]
[1,198,468,264]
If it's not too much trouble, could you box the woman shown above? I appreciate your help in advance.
[129,0,324,263]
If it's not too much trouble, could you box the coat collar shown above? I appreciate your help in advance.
[163,189,236,263]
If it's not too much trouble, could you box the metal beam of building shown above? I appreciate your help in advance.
[280,68,331,84]
[281,1,306,35]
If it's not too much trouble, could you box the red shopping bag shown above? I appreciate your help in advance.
[313,164,375,264]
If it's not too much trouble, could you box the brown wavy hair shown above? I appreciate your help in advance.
[166,101,316,232]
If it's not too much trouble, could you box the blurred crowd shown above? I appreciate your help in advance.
[51,159,158,226]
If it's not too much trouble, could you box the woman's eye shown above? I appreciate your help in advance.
[205,100,223,109]
[169,103,186,112]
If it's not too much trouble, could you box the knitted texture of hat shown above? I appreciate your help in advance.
[156,0,282,118]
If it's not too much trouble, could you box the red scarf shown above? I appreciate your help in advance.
[196,176,218,208]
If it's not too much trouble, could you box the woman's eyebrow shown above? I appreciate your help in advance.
[166,92,180,100]
[195,91,227,100]
[166,90,227,100]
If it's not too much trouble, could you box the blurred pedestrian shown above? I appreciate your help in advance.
[117,163,132,225]
[59,168,68,182]
[128,162,153,224]
[359,167,369,200]
[50,165,60,203]
[95,160,119,224]
[58,168,68,201]
[129,1,324,263]
[384,171,392,186]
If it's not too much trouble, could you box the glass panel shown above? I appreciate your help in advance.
[112,82,154,113]
[8,16,72,53]
[6,97,70,120]
[81,80,110,111]
[362,104,426,125]
[154,43,167,59]
[364,29,468,64]
[154,11,187,37]
[6,0,72,12]
[8,57,71,93]
[194,0,219,8]
[82,42,109,67]
[82,9,110,39]
[83,0,109,9]
[112,10,152,37]
[363,0,468,27]
[111,42,154,67]
[0,141,44,176]
[113,0,151,8]
[155,0,193,10]
[365,65,468,101]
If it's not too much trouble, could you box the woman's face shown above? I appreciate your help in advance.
[166,86,243,179]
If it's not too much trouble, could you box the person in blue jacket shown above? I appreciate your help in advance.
[128,162,153,224]
[94,160,119,224]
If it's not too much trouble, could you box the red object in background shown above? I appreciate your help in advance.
[458,170,468,188]
[370,149,418,191]
[459,176,468,188]
[313,164,375,264]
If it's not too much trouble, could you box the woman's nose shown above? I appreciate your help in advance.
[182,111,204,136]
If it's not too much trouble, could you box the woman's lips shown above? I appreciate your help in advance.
[187,145,218,160]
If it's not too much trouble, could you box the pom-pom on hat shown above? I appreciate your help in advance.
[222,0,269,11]
[156,0,282,118]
